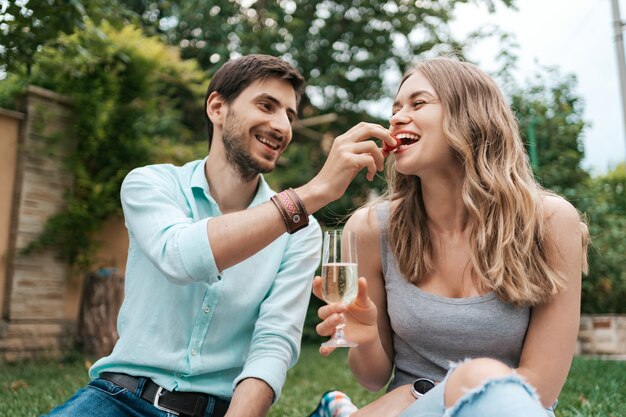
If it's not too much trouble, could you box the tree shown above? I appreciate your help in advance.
[510,68,625,314]
[576,163,626,314]
[511,68,590,197]
[123,0,514,112]
[0,0,129,75]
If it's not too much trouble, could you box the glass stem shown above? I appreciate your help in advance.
[335,313,347,341]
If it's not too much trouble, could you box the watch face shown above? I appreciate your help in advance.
[414,378,435,395]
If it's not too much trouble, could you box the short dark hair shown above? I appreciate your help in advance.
[204,54,305,146]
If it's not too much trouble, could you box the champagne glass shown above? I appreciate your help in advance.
[321,229,358,348]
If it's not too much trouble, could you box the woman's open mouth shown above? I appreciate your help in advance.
[386,132,420,153]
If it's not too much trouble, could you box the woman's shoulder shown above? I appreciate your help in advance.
[540,193,582,228]
[540,194,587,266]
[345,204,382,238]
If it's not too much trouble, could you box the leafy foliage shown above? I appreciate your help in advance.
[576,164,626,314]
[303,69,625,314]
[512,67,589,195]
[122,0,514,111]
[9,21,207,267]
[511,69,625,313]
[0,0,129,74]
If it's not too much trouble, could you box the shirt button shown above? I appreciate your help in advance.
[176,372,183,377]
[203,306,210,313]
[191,349,197,356]
[217,275,222,280]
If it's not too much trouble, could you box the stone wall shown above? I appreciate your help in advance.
[0,86,76,360]
[577,315,626,356]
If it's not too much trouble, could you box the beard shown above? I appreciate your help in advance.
[222,109,275,182]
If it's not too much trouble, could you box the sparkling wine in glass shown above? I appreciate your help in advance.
[321,230,358,348]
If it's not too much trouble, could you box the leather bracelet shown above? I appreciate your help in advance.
[270,188,309,234]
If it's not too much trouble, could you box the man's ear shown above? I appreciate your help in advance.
[206,92,227,127]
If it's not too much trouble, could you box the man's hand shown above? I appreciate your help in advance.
[225,378,274,417]
[297,123,397,213]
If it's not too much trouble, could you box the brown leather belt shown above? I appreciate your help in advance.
[100,372,229,417]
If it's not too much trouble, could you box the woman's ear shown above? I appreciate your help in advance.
[206,92,226,127]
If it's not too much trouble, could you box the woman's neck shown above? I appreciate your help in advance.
[419,171,467,236]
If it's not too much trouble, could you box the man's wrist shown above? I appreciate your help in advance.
[271,188,309,234]
[228,378,274,417]
[294,182,328,214]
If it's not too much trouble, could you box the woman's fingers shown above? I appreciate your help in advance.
[312,276,323,300]
[318,302,347,319]
[353,277,370,308]
[315,312,342,336]
[319,345,336,356]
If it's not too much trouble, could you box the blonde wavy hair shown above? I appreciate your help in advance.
[385,58,588,306]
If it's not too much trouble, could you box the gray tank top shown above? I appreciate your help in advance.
[376,202,531,391]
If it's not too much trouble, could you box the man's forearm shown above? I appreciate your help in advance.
[207,182,325,272]
[225,378,274,417]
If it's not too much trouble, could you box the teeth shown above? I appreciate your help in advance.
[256,135,279,150]
[395,133,420,141]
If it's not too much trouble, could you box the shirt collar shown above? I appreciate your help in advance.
[190,157,273,209]
[190,157,210,193]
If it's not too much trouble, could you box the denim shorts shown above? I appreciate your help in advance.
[398,373,556,417]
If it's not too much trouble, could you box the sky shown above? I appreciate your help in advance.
[451,0,626,174]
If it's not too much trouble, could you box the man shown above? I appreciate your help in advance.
[45,54,396,417]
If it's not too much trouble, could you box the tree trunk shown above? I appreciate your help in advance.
[77,269,124,358]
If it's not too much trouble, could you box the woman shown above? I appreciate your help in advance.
[313,57,588,417]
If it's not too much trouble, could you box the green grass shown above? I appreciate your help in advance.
[0,351,90,417]
[1,345,624,417]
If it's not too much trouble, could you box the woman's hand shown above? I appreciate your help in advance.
[313,276,379,356]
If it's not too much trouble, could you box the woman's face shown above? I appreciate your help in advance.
[389,71,458,177]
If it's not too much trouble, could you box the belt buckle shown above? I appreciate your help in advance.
[153,386,180,416]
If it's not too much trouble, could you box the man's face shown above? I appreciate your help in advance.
[221,78,297,181]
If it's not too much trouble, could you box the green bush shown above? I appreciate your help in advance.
[576,163,626,314]
[0,21,208,267]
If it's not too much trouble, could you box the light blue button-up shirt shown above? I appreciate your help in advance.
[89,158,322,402]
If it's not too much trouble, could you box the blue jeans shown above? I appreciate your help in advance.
[398,374,556,417]
[43,378,222,417]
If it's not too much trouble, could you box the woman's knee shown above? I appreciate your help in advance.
[443,358,514,408]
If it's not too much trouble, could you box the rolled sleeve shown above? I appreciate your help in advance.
[121,166,221,285]
[178,218,221,284]
[233,336,293,402]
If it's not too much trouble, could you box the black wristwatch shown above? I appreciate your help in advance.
[410,378,435,398]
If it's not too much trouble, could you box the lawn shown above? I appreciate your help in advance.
[1,345,624,417]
